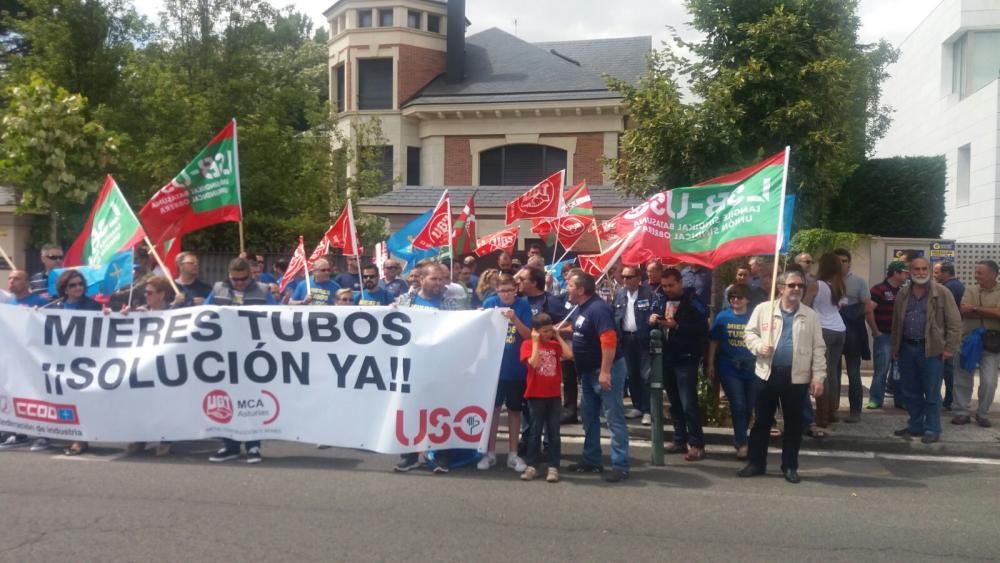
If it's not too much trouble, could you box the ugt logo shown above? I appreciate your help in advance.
[518,180,557,214]
[203,390,233,424]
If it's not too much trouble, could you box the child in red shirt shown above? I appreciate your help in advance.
[519,312,573,482]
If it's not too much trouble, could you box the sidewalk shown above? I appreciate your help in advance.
[522,372,1000,459]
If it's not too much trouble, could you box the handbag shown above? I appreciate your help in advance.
[979,292,1000,353]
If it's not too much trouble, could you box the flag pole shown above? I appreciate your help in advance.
[232,118,245,254]
[302,236,312,295]
[238,221,246,255]
[347,200,364,301]
[555,232,587,264]
[766,146,791,347]
[0,243,17,270]
[144,236,182,296]
[445,191,454,282]
[555,226,639,329]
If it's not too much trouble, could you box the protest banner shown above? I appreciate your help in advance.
[0,306,507,454]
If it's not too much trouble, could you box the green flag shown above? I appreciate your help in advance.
[65,175,147,267]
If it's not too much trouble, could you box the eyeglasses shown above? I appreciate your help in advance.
[384,265,400,270]
[497,288,515,293]
[622,275,638,279]
[336,297,353,302]
[316,268,331,272]
[362,274,378,279]
[728,295,748,300]
[230,276,250,283]
[784,283,806,289]
[67,282,85,289]
[46,255,64,261]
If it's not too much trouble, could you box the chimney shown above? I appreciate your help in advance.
[446,0,465,84]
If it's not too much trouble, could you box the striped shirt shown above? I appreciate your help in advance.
[870,280,902,334]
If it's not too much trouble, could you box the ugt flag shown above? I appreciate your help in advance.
[49,249,134,298]
[65,176,147,267]
[139,120,242,243]
[411,191,451,251]
[505,170,564,224]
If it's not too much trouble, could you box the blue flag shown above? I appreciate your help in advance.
[544,258,576,290]
[387,209,440,273]
[49,249,134,298]
[780,194,795,254]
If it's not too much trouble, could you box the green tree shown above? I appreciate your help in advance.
[329,116,394,250]
[608,0,898,227]
[0,74,117,242]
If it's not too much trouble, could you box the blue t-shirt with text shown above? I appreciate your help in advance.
[354,287,392,306]
[482,295,533,381]
[292,278,341,305]
[709,309,755,380]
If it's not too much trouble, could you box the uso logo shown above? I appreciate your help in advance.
[203,390,233,424]
[395,405,488,446]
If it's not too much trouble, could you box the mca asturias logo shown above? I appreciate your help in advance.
[203,389,280,425]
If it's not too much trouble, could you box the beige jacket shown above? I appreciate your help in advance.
[891,280,962,357]
[745,299,827,385]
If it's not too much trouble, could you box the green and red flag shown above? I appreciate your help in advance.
[65,175,147,267]
[139,119,242,244]
[451,194,477,255]
[606,149,789,267]
[531,180,595,249]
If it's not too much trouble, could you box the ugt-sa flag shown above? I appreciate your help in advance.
[65,176,147,267]
[411,191,451,250]
[505,170,564,224]
[608,149,789,267]
[475,225,520,257]
[139,120,242,243]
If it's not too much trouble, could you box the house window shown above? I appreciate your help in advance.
[479,144,568,186]
[358,58,393,110]
[407,147,421,185]
[956,144,971,207]
[407,10,421,29]
[380,145,394,183]
[334,65,345,112]
[427,14,440,33]
[358,9,373,28]
[378,9,393,27]
[952,31,1000,98]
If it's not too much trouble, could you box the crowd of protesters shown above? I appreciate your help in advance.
[2,241,998,485]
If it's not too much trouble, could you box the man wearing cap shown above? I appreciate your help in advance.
[867,261,909,409]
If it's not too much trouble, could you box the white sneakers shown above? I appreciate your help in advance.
[507,454,527,473]
[624,408,643,419]
[641,413,652,426]
[476,452,497,470]
[477,452,526,473]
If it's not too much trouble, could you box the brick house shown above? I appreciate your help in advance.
[324,0,648,248]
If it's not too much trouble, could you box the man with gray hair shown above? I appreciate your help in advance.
[379,258,408,300]
[742,270,826,483]
[174,251,212,307]
[30,243,63,299]
[953,260,1000,427]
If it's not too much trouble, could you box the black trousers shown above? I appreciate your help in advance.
[747,366,807,471]
[562,359,578,413]
[526,397,562,468]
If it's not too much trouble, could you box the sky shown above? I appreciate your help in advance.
[132,0,943,48]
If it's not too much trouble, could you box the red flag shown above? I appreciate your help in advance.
[159,237,182,279]
[475,226,520,257]
[531,215,594,249]
[452,194,477,255]
[279,236,307,292]
[306,236,330,267]
[323,200,360,257]
[504,170,564,224]
[412,191,451,250]
[578,228,641,277]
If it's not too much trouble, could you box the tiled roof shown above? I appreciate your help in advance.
[404,28,650,106]
[360,185,644,209]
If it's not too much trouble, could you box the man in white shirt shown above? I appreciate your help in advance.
[613,266,654,424]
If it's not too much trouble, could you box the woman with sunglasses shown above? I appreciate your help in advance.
[334,288,355,305]
[707,283,757,459]
[802,253,847,436]
[51,270,101,456]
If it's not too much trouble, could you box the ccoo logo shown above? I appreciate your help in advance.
[203,390,233,424]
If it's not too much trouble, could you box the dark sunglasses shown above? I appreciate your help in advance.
[230,276,250,282]
[784,283,806,289]
[622,275,639,279]
[728,294,748,300]
[46,255,64,260]
[67,281,85,289]
[362,274,378,279]
[316,268,331,272]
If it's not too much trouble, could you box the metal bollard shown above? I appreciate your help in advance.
[649,327,664,466]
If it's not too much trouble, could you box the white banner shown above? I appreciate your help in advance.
[0,306,507,454]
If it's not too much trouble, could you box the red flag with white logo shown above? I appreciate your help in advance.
[578,228,641,277]
[411,191,452,250]
[504,170,564,224]
[279,236,307,292]
[321,200,360,257]
[531,215,594,249]
[474,225,520,257]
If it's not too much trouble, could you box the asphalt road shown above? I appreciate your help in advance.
[1,440,998,562]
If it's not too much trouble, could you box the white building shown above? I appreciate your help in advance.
[875,0,1000,242]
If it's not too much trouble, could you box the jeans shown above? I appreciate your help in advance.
[840,324,866,414]
[526,397,561,468]
[942,356,955,408]
[663,356,704,448]
[719,375,754,447]
[748,367,807,471]
[954,350,1000,418]
[897,340,943,436]
[221,438,260,453]
[622,332,651,413]
[870,333,893,407]
[815,329,845,427]
[580,358,630,472]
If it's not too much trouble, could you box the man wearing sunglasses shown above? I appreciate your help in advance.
[742,271,826,483]
[614,266,654,425]
[30,243,64,299]
[379,258,409,300]
[290,258,341,306]
[204,257,275,464]
[355,264,391,305]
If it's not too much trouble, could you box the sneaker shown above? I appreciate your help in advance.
[641,413,652,426]
[624,408,642,419]
[431,462,449,474]
[394,457,421,472]
[476,452,497,470]
[921,433,940,444]
[246,447,262,464]
[29,438,50,452]
[865,401,880,410]
[0,435,29,450]
[566,462,604,473]
[951,415,971,425]
[976,416,992,428]
[546,467,559,483]
[507,454,527,473]
[604,468,629,483]
[208,448,241,463]
[520,466,537,481]
[893,428,923,438]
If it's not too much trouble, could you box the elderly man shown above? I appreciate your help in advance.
[934,261,965,410]
[379,258,409,300]
[891,257,962,442]
[953,260,1000,427]
[30,243,64,299]
[290,258,341,305]
[741,271,826,483]
[614,266,654,424]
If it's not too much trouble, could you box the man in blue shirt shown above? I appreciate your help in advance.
[290,259,341,305]
[378,258,408,301]
[335,259,361,291]
[478,275,533,472]
[933,261,964,410]
[355,264,391,305]
[562,271,630,482]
